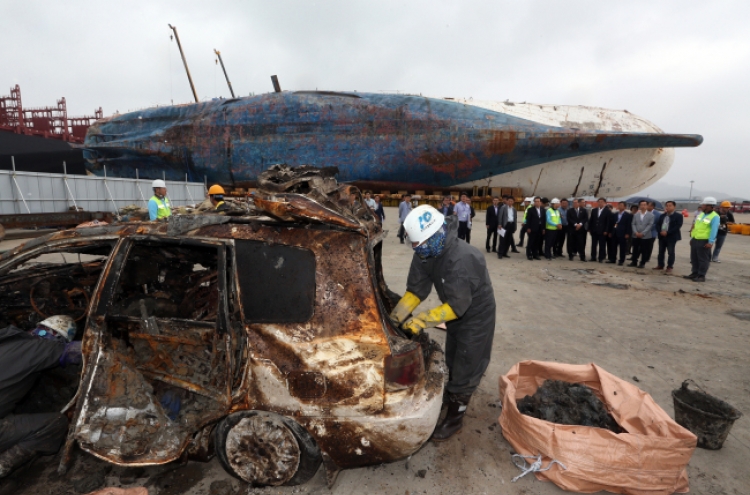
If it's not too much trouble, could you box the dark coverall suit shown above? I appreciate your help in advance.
[406,217,496,397]
[0,326,69,473]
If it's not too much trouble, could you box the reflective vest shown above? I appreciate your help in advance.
[150,196,171,219]
[691,211,717,240]
[546,208,561,230]
[522,204,532,223]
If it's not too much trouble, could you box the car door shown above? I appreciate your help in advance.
[72,236,233,464]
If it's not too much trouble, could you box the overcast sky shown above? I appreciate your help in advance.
[3,1,748,196]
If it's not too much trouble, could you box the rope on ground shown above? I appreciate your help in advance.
[510,454,567,482]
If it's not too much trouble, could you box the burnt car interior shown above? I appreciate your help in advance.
[104,240,230,400]
[0,242,114,335]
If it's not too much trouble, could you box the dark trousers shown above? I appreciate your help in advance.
[554,225,568,256]
[526,229,541,258]
[398,223,406,243]
[458,221,469,242]
[544,229,558,259]
[567,227,587,259]
[631,237,653,266]
[690,238,712,276]
[607,235,618,262]
[612,235,628,263]
[485,227,498,252]
[658,237,678,268]
[0,413,68,456]
[519,225,526,245]
[499,222,517,256]
[444,312,496,396]
[590,233,607,261]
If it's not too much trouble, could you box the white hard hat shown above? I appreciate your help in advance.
[551,198,561,204]
[403,205,445,244]
[38,315,76,342]
[152,179,166,188]
[524,197,533,202]
[701,196,717,205]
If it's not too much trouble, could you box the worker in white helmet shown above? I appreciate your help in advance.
[148,179,172,221]
[0,316,81,478]
[390,205,496,441]
[684,197,720,282]
[517,197,534,247]
[544,198,563,260]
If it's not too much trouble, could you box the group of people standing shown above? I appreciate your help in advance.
[393,193,734,283]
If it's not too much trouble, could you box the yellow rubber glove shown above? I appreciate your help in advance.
[390,291,421,324]
[402,303,458,336]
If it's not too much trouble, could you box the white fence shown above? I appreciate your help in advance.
[0,166,206,215]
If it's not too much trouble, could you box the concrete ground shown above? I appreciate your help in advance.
[2,208,749,495]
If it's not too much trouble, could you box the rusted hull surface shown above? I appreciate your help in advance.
[82,92,702,192]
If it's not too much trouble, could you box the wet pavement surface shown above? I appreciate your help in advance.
[2,209,749,495]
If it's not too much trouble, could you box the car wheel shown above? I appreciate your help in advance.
[214,411,321,486]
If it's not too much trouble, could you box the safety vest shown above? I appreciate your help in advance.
[522,204,532,223]
[215,201,225,210]
[546,208,561,230]
[150,196,171,219]
[691,211,717,240]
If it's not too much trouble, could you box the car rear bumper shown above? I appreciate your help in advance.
[300,345,447,469]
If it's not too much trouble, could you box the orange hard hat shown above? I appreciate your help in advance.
[720,200,732,208]
[208,185,225,195]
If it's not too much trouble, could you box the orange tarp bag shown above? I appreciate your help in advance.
[498,361,697,495]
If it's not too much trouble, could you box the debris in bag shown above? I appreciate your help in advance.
[517,379,623,433]
[498,361,697,495]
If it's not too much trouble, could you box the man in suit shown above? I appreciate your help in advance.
[567,198,588,261]
[654,200,683,273]
[539,197,550,255]
[498,196,519,258]
[517,198,532,247]
[438,196,454,217]
[554,198,570,257]
[588,197,611,262]
[646,201,662,264]
[629,200,655,268]
[485,197,501,253]
[607,201,632,265]
[524,196,544,260]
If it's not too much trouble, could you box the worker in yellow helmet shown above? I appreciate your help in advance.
[390,205,496,442]
[208,185,230,212]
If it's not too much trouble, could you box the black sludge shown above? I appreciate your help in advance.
[517,380,623,433]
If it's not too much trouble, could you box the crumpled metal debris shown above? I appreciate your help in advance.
[254,164,379,231]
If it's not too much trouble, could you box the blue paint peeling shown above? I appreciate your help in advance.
[82,92,702,190]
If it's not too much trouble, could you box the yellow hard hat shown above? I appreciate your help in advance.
[720,200,732,208]
[208,185,225,195]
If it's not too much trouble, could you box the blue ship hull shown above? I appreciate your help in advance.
[82,92,702,191]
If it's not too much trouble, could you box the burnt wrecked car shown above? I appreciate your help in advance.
[0,165,446,487]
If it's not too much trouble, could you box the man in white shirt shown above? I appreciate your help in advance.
[455,194,474,243]
[364,192,376,209]
[498,196,519,258]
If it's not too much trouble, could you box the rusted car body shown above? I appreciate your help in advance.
[0,166,445,486]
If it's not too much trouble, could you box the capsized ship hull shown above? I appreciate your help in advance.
[82,92,701,197]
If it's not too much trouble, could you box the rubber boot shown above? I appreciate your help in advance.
[0,445,34,478]
[431,394,470,442]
